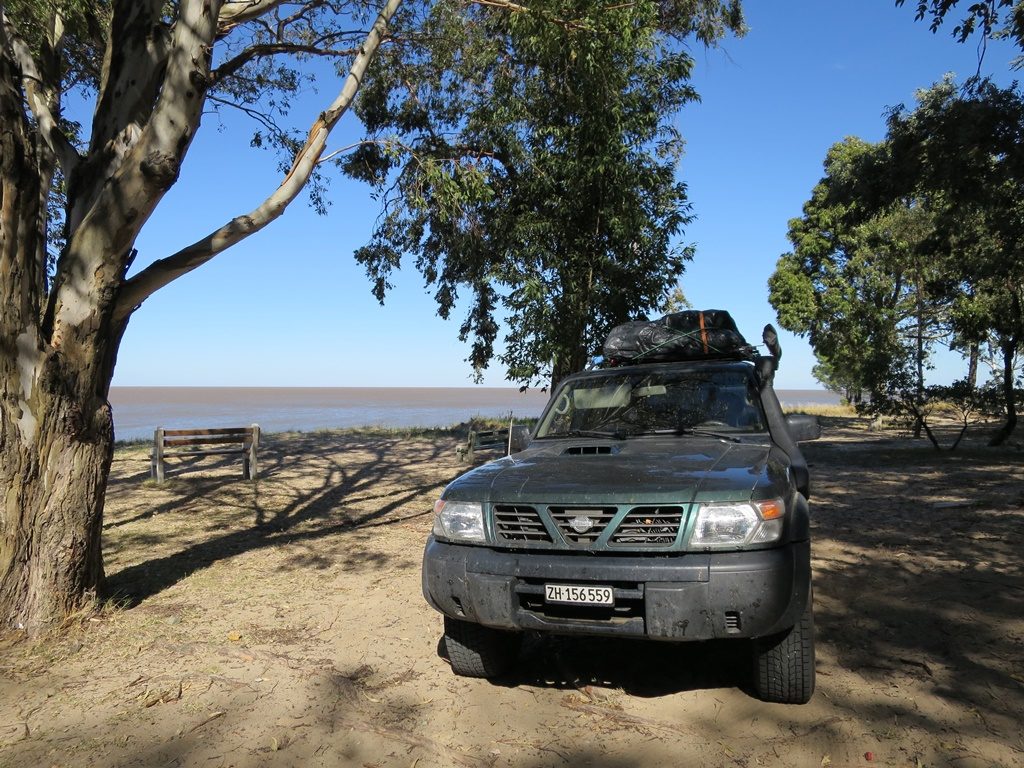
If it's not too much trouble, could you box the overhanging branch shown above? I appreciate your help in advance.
[212,39,362,85]
[114,0,404,321]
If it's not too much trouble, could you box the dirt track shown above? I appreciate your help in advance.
[1,422,1022,767]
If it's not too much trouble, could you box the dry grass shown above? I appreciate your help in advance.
[784,402,858,418]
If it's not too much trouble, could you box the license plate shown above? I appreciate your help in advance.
[544,584,614,606]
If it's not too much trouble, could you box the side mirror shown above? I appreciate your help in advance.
[508,425,531,453]
[785,413,821,442]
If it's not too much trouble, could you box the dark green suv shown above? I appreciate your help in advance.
[422,355,819,704]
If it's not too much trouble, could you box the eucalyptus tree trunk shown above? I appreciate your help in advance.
[0,330,119,632]
[1,0,220,631]
[0,47,114,631]
[1,0,401,633]
[0,34,136,631]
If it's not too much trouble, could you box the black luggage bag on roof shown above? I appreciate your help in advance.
[603,309,754,364]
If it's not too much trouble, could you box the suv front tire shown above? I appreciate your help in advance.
[752,593,816,704]
[443,616,522,678]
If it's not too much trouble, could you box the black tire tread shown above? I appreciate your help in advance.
[443,616,520,678]
[753,594,816,704]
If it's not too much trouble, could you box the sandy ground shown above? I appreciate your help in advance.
[1,420,1023,768]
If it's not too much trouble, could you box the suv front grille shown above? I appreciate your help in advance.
[493,505,552,543]
[549,506,617,544]
[609,506,684,546]
[490,504,691,549]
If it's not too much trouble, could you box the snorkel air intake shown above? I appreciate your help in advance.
[756,324,782,389]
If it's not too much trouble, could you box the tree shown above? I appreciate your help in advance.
[887,78,1024,444]
[768,137,949,422]
[0,0,401,633]
[771,78,1024,445]
[342,0,744,389]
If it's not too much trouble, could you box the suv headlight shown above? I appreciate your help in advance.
[432,499,486,543]
[689,499,784,550]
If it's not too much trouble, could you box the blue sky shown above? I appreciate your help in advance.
[113,1,1016,390]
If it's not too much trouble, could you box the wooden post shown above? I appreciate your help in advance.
[246,424,260,480]
[152,427,165,483]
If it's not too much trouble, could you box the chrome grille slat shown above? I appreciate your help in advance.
[610,506,684,546]
[494,505,552,543]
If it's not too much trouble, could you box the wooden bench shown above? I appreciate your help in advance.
[457,425,530,464]
[151,425,261,483]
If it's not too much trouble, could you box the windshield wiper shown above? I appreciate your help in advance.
[631,427,743,443]
[680,427,743,443]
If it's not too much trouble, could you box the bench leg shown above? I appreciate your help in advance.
[152,428,165,483]
[247,424,259,480]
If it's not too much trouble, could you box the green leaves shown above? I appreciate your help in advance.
[898,0,1024,67]
[771,76,1024,443]
[768,135,947,407]
[344,0,742,387]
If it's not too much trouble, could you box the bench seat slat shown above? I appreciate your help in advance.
[163,435,253,447]
[162,427,255,437]
[162,447,248,457]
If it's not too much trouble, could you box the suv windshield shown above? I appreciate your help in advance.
[535,368,766,439]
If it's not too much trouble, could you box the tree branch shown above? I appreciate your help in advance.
[218,0,291,35]
[0,7,82,174]
[206,92,290,134]
[212,40,362,85]
[114,0,404,321]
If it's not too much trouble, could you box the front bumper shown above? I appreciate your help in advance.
[422,537,811,641]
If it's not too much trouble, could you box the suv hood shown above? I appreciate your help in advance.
[447,437,787,506]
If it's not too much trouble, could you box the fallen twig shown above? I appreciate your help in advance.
[186,710,225,734]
